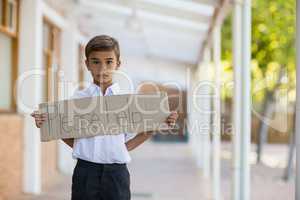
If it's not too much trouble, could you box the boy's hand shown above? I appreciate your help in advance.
[31,111,47,128]
[165,111,179,128]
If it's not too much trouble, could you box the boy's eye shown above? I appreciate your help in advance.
[93,61,100,64]
[107,60,113,65]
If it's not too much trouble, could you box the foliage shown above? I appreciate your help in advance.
[221,0,296,104]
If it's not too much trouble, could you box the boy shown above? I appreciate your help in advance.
[31,35,178,200]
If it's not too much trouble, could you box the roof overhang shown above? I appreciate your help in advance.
[54,0,230,65]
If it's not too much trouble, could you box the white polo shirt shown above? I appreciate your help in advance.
[71,82,136,164]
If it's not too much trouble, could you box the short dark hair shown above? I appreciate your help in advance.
[85,35,120,61]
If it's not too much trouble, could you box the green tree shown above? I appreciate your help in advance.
[221,0,295,106]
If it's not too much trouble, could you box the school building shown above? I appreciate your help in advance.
[0,0,297,200]
[0,0,196,198]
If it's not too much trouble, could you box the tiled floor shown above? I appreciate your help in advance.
[17,141,295,200]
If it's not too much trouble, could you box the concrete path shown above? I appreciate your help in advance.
[17,141,294,200]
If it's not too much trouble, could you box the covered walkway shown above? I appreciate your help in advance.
[0,0,296,200]
[17,142,294,200]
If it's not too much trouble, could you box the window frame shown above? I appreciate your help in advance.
[78,44,85,90]
[5,0,18,33]
[0,0,19,113]
[42,17,61,102]
[0,0,18,38]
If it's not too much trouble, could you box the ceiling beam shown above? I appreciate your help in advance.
[80,17,206,39]
[140,0,215,16]
[198,0,231,63]
[78,0,132,15]
[187,0,220,7]
[142,20,208,34]
[138,10,210,32]
[78,1,210,32]
[79,0,213,29]
[136,1,212,24]
[79,12,209,33]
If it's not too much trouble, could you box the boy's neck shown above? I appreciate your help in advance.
[93,80,113,95]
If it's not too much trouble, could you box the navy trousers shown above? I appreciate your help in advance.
[71,159,131,200]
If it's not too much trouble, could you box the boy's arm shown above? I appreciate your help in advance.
[125,131,153,151]
[62,138,74,148]
[126,111,179,151]
[31,111,74,148]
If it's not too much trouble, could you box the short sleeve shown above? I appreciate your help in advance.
[71,89,86,100]
[124,132,137,142]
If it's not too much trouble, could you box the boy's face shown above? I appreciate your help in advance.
[85,50,120,85]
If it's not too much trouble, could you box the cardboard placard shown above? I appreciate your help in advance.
[39,93,170,142]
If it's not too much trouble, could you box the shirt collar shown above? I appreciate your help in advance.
[88,82,120,96]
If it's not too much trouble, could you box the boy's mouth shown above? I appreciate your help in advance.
[96,74,110,80]
[96,74,109,77]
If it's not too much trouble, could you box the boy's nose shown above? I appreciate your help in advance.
[95,66,107,72]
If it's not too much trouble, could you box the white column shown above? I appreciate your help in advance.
[191,68,203,168]
[240,0,251,199]
[18,0,43,194]
[188,61,202,169]
[296,0,300,199]
[58,20,79,175]
[39,4,79,175]
[202,47,212,178]
[212,25,221,200]
[193,47,212,176]
[232,0,251,200]
[232,1,242,199]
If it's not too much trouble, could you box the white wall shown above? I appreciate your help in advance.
[187,53,213,178]
[18,0,86,193]
[121,55,192,92]
[18,0,44,194]
[187,66,200,159]
[58,19,86,175]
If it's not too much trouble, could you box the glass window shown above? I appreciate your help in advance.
[8,2,13,27]
[6,0,17,32]
[43,23,50,50]
[41,52,49,103]
[0,0,3,26]
[77,45,86,89]
[0,32,12,110]
[42,20,61,101]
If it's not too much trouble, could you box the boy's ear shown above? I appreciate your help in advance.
[85,59,90,71]
[116,60,121,69]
